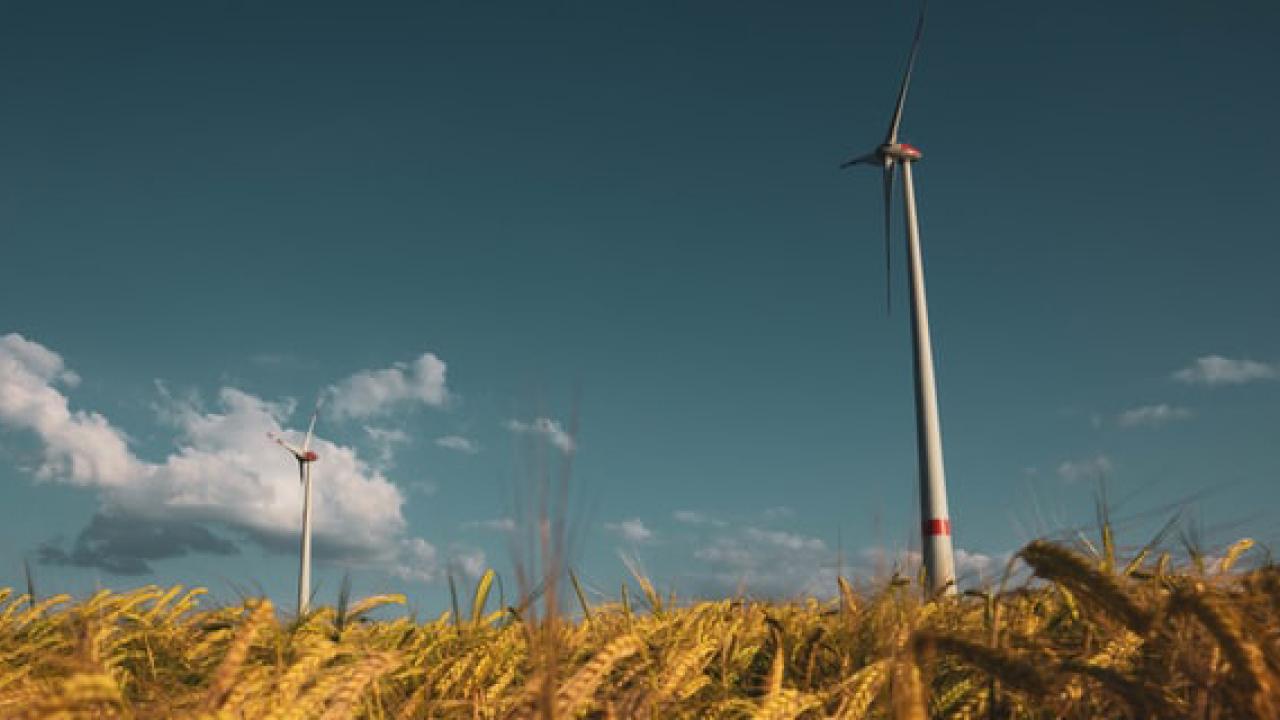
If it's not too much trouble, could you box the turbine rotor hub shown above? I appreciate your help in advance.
[882,143,923,162]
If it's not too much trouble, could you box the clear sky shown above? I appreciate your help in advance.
[2,0,1278,612]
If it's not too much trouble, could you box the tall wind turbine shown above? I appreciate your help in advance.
[269,401,322,614]
[842,4,956,595]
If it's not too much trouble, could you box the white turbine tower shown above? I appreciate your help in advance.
[842,4,956,595]
[269,401,322,614]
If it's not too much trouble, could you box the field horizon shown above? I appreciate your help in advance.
[1,532,1276,718]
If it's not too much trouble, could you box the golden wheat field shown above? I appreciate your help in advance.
[0,537,1276,719]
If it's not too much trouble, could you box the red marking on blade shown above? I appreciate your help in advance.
[924,518,951,536]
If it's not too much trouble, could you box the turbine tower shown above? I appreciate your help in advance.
[269,401,322,614]
[842,4,956,595]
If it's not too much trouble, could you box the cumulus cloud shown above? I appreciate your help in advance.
[435,435,479,455]
[1057,455,1113,484]
[690,526,830,598]
[38,511,239,576]
[1116,404,1192,428]
[0,334,142,487]
[326,353,449,420]
[364,426,409,467]
[0,333,444,580]
[604,518,654,544]
[1172,356,1278,386]
[391,538,440,583]
[955,549,1002,579]
[745,527,826,552]
[449,547,488,581]
[505,417,575,455]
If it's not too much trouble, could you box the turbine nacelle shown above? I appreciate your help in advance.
[840,143,922,170]
[267,432,320,464]
[880,142,922,162]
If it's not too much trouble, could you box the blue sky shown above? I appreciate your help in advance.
[2,0,1279,612]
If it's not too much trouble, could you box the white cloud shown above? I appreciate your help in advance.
[364,425,409,467]
[463,517,516,533]
[745,527,826,552]
[693,542,756,569]
[505,417,575,455]
[673,510,726,527]
[391,537,440,583]
[955,549,1002,579]
[690,526,831,598]
[326,353,449,420]
[1056,455,1113,484]
[1116,404,1192,428]
[449,547,488,581]
[365,426,408,444]
[0,333,141,488]
[604,518,654,544]
[392,542,485,584]
[435,435,479,455]
[1172,355,1278,386]
[0,333,443,580]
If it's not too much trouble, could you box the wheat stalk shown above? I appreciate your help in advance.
[202,598,274,711]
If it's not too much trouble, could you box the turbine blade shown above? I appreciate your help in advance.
[885,2,927,145]
[269,432,305,459]
[302,398,322,452]
[882,161,896,315]
[840,152,879,169]
[299,462,306,485]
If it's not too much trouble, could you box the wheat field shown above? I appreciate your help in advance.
[0,537,1275,719]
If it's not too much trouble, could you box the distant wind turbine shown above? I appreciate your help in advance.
[269,399,323,614]
[842,3,956,595]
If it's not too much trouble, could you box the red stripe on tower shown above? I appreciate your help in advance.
[924,518,951,536]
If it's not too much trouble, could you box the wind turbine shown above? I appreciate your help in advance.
[269,400,322,614]
[842,3,956,595]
